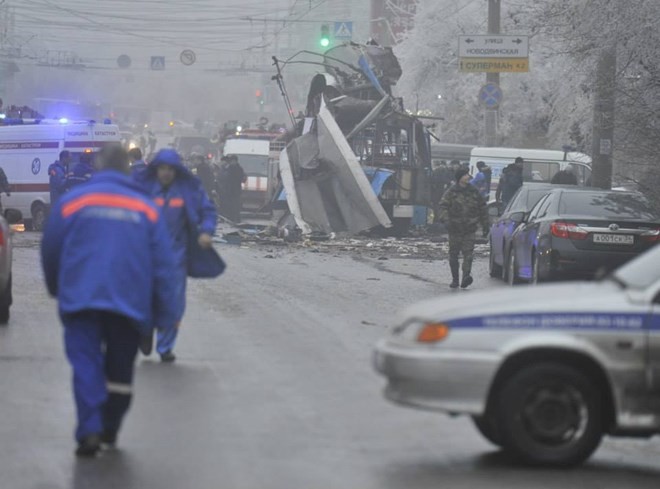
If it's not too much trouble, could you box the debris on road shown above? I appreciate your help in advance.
[217,221,488,261]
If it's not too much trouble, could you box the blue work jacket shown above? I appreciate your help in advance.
[136,159,222,278]
[66,162,95,191]
[41,170,179,334]
[48,161,67,204]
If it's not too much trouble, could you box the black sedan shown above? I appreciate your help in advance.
[489,183,563,280]
[507,188,660,284]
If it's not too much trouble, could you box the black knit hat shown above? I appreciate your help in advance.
[455,168,470,182]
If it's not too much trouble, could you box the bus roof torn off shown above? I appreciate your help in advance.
[280,102,392,235]
[273,41,433,236]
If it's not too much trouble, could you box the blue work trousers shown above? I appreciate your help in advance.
[63,311,139,442]
[156,265,187,355]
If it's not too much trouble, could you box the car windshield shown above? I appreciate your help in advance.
[613,244,660,289]
[558,192,657,220]
[236,154,268,176]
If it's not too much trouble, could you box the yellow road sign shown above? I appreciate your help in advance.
[459,57,529,73]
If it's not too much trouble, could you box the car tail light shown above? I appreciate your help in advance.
[551,221,588,240]
[641,228,660,242]
[417,323,450,343]
[0,228,4,246]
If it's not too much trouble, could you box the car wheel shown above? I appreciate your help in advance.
[507,249,521,285]
[0,274,12,325]
[488,240,503,278]
[495,363,603,467]
[31,203,47,232]
[472,415,503,447]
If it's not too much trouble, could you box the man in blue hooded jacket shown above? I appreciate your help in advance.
[136,148,217,362]
[41,145,178,457]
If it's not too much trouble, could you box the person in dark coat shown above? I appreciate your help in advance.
[496,156,524,206]
[49,150,71,205]
[217,155,246,223]
[551,168,578,185]
[135,148,217,362]
[193,154,216,201]
[41,145,178,457]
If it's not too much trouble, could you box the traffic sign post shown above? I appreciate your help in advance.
[117,54,131,69]
[334,21,353,40]
[150,56,165,71]
[479,83,503,109]
[180,50,196,66]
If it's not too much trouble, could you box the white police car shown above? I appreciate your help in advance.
[373,244,660,467]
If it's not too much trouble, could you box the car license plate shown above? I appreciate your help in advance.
[593,233,634,245]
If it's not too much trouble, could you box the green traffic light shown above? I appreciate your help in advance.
[320,38,330,48]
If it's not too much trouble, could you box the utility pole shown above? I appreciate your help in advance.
[485,0,500,147]
[591,43,616,189]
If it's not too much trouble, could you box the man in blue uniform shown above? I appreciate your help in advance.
[48,150,72,205]
[128,147,147,173]
[136,148,217,362]
[41,145,178,457]
[65,151,95,190]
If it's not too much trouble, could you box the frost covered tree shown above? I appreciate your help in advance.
[395,0,563,148]
[396,0,660,201]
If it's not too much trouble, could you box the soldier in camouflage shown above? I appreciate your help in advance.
[438,168,489,289]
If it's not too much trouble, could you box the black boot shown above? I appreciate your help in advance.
[461,274,474,289]
[449,260,460,289]
[76,434,101,457]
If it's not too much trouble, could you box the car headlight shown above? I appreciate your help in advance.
[393,319,451,343]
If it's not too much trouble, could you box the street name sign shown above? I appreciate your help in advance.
[459,35,529,58]
[460,58,529,73]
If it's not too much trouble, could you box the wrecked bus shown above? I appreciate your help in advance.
[272,42,432,236]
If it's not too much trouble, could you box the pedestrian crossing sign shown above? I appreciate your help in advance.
[150,56,165,71]
[334,21,353,40]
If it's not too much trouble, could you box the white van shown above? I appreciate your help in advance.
[0,119,121,229]
[468,147,592,201]
[223,137,272,211]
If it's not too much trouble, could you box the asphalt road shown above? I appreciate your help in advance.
[1,232,659,489]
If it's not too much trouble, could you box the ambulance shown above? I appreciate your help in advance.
[223,129,286,213]
[0,118,121,230]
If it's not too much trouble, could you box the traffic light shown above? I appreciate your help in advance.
[255,89,264,106]
[320,24,330,48]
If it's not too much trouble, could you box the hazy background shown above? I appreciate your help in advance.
[0,0,372,129]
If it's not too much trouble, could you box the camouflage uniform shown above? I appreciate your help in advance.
[438,183,489,282]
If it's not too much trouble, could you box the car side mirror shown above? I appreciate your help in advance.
[510,211,526,224]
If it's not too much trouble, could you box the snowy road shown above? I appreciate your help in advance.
[1,232,659,489]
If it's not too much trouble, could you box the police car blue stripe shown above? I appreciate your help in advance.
[446,313,659,331]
